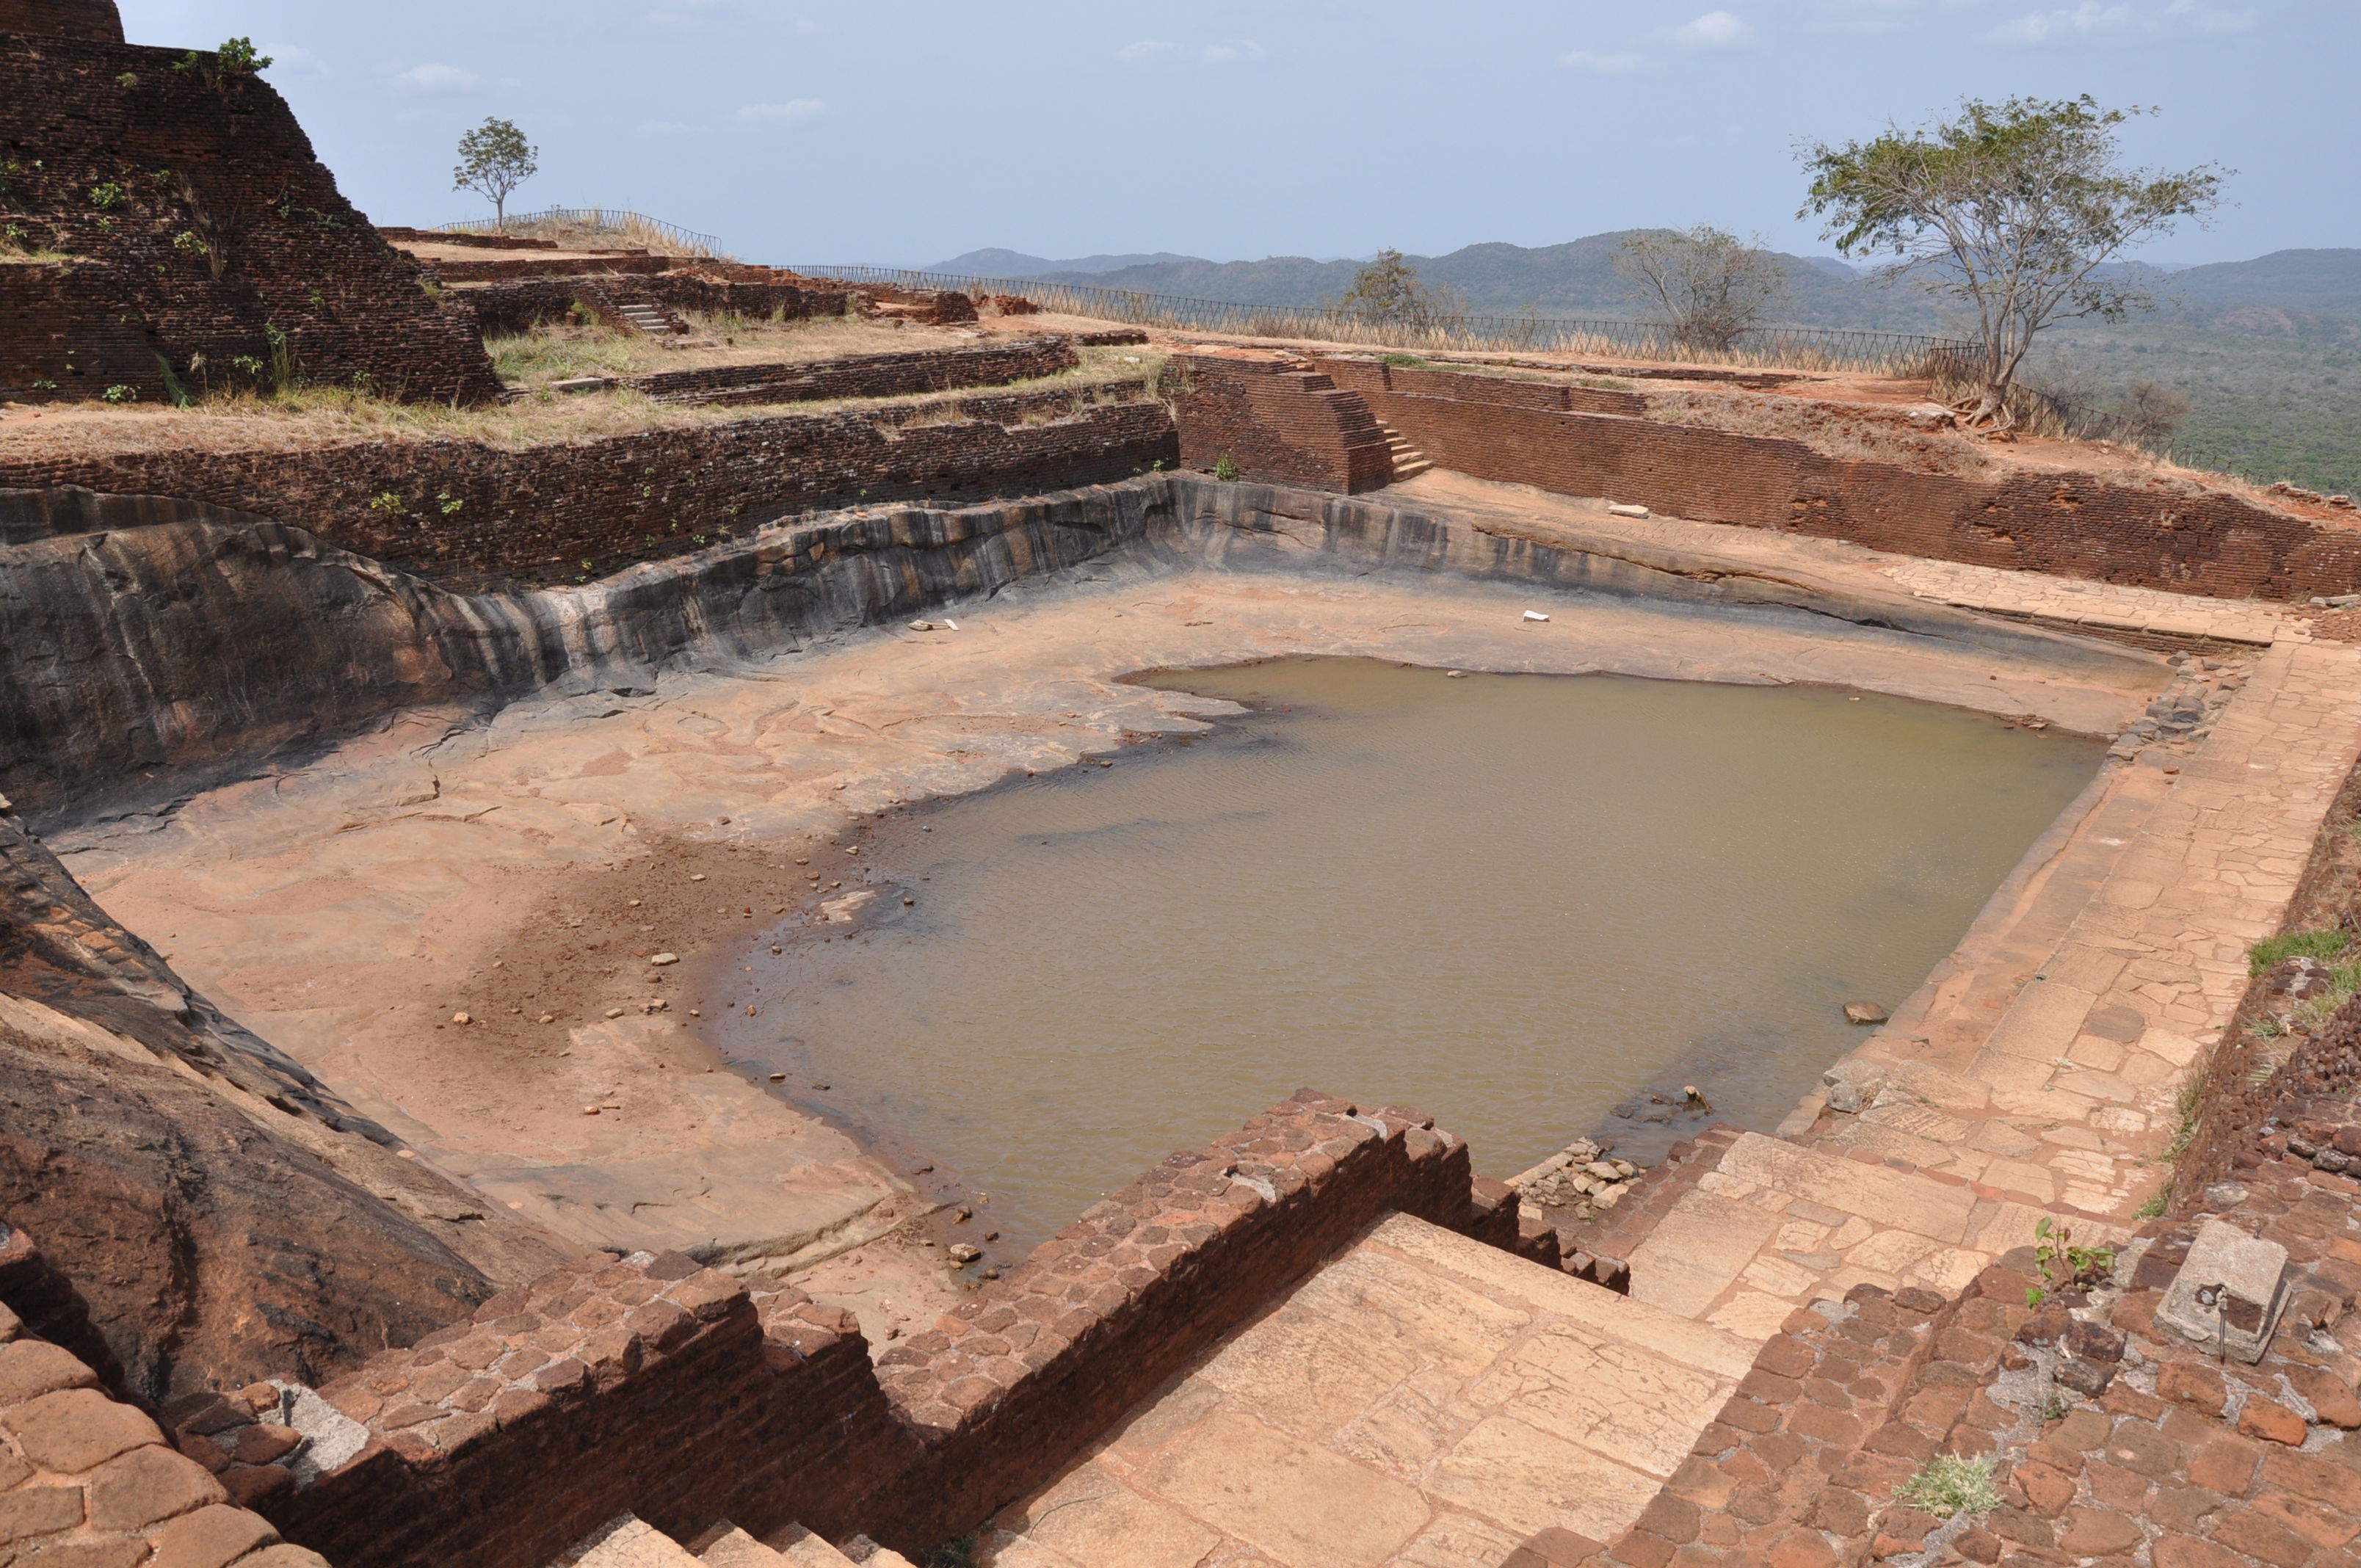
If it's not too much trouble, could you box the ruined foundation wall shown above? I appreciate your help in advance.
[1310,359,2361,602]
[457,272,857,336]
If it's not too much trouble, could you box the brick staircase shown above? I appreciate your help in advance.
[556,1514,919,1568]
[617,300,688,339]
[1378,420,1432,482]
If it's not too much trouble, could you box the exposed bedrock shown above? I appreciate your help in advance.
[0,797,580,1404]
[1,474,2154,820]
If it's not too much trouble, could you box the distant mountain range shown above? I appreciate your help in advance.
[921,236,2361,339]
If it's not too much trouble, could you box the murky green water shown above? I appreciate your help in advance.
[725,659,2103,1247]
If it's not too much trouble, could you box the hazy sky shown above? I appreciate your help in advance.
[120,0,2357,269]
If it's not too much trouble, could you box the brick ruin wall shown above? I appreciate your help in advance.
[0,31,501,405]
[616,336,1078,406]
[459,272,858,338]
[0,0,120,38]
[1307,358,2361,602]
[1165,353,1396,493]
[106,1093,1490,1568]
[0,389,1176,587]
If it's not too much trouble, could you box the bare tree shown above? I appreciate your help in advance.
[1613,226,1790,353]
[453,118,539,230]
[1800,95,2226,429]
[2114,380,2190,455]
[1335,249,1470,334]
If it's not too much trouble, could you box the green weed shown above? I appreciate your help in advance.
[1213,454,1240,482]
[2025,1216,2116,1307]
[2249,929,2349,976]
[1893,1454,2000,1518]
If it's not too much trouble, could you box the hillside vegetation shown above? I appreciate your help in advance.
[931,234,2359,496]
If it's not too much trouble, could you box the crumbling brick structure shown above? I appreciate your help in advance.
[0,13,500,404]
[1301,357,2361,601]
[237,1092,1487,1567]
[0,0,120,39]
[1166,352,1396,493]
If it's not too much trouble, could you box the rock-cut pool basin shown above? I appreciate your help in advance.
[719,657,2107,1246]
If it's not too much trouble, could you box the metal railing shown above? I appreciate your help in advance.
[790,264,1976,376]
[433,207,724,256]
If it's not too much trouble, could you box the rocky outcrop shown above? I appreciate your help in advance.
[0,796,578,1404]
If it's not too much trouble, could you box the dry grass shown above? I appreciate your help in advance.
[451,211,729,260]
[0,346,1162,460]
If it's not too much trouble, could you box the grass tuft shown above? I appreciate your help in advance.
[2249,929,2350,977]
[1893,1455,2001,1519]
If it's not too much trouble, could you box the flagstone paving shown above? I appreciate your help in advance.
[1628,625,2361,1343]
[980,1215,1758,1568]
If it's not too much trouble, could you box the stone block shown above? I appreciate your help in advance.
[2156,1220,2290,1363]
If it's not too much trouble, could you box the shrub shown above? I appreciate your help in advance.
[1213,454,1240,482]
[101,384,137,403]
[88,182,128,211]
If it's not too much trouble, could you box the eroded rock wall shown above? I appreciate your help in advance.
[0,476,2155,820]
[0,800,579,1404]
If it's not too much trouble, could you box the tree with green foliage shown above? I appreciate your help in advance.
[1335,249,1469,334]
[1613,226,1790,354]
[172,37,272,90]
[452,118,539,230]
[1799,95,2227,429]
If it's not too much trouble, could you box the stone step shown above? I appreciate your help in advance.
[691,1522,791,1567]
[562,1514,705,1568]
[759,1523,862,1568]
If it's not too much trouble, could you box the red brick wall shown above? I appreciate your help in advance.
[1167,355,1394,493]
[0,394,1177,587]
[617,337,1078,407]
[460,274,856,337]
[0,0,120,37]
[1315,360,2361,601]
[0,34,501,405]
[263,1093,1491,1567]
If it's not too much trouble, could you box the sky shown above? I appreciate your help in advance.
[120,0,2360,270]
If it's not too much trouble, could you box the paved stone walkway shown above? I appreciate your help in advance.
[1628,628,2361,1341]
[1876,556,2296,647]
[982,1215,1758,1568]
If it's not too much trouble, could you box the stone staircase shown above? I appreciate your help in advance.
[556,1514,919,1568]
[1378,420,1432,482]
[617,299,688,339]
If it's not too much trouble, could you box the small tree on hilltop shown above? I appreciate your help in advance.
[1336,249,1469,335]
[1799,95,2226,430]
[1613,225,1790,355]
[453,117,539,230]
